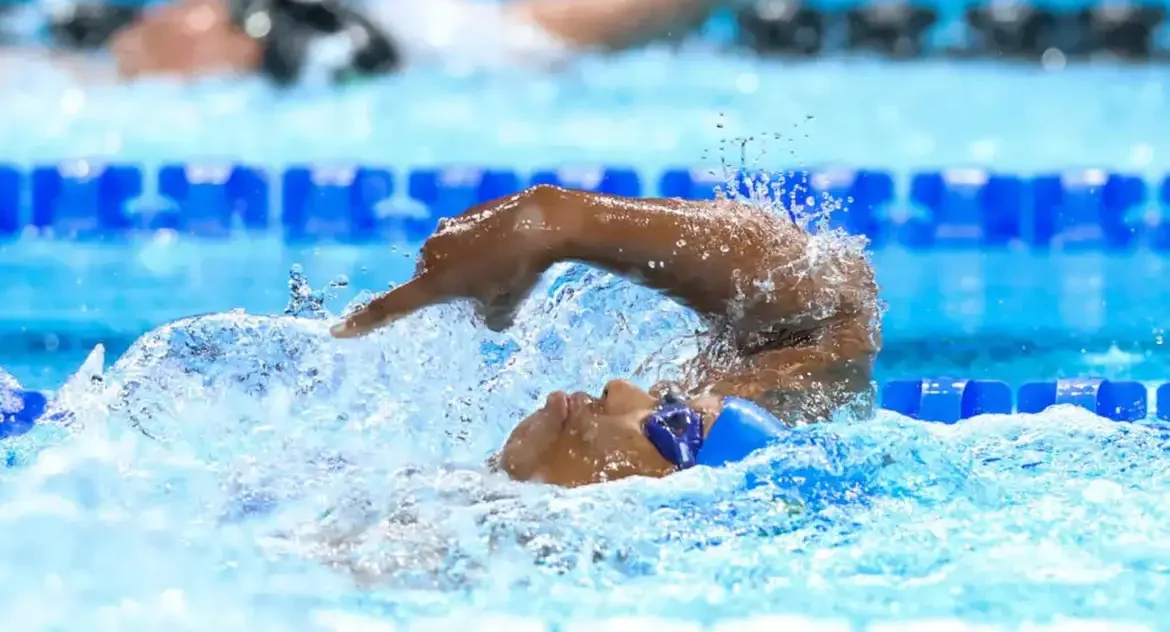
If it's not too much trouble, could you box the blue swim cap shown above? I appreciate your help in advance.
[696,396,789,467]
[643,395,788,470]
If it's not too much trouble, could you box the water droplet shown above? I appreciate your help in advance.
[719,245,730,254]
[675,239,687,247]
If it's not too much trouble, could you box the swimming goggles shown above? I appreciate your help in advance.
[642,392,706,470]
[642,393,790,470]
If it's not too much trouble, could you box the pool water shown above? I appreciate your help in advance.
[6,243,1170,390]
[5,57,1170,171]
[4,262,1170,631]
[5,53,1170,630]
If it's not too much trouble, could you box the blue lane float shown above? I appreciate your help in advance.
[1,162,1170,246]
[1157,384,1170,421]
[1016,379,1147,421]
[880,378,1013,423]
[282,166,394,242]
[904,169,1024,248]
[0,369,46,441]
[30,162,142,237]
[1030,170,1145,250]
[407,167,522,238]
[157,164,269,236]
[0,390,47,441]
[530,167,641,197]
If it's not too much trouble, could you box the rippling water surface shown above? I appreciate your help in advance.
[1,262,1169,630]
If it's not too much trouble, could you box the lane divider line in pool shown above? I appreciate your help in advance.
[881,378,1156,423]
[2,162,1170,250]
[4,377,1170,443]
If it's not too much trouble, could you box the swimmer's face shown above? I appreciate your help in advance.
[496,380,711,487]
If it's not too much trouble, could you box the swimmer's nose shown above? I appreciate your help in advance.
[600,379,653,412]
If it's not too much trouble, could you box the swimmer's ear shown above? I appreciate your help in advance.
[330,277,442,338]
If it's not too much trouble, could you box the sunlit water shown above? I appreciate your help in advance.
[1,259,1169,630]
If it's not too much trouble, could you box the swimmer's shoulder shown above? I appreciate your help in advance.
[712,203,878,354]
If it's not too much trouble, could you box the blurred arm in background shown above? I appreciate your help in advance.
[513,0,721,49]
[104,0,728,84]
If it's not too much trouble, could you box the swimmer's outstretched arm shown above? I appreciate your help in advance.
[333,185,879,416]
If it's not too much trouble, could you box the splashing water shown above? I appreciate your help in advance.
[2,199,1170,627]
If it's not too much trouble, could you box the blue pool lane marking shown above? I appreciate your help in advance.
[5,162,1170,248]
[4,161,1170,248]
[0,389,47,440]
[880,378,1013,424]
[1017,378,1147,421]
[157,164,269,236]
[0,367,47,441]
[883,378,1149,423]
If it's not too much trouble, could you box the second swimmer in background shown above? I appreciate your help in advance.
[332,184,882,488]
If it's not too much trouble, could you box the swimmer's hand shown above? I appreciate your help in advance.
[330,188,567,338]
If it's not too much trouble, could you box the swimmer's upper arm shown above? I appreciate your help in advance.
[705,311,880,423]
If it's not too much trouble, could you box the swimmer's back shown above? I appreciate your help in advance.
[364,0,571,69]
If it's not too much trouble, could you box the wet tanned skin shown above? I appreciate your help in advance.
[331,185,881,488]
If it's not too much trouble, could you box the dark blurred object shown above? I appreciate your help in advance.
[845,2,937,57]
[735,0,826,56]
[49,3,143,49]
[963,2,1060,58]
[231,0,400,85]
[1077,2,1165,59]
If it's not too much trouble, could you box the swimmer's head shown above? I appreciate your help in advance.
[494,381,786,487]
[495,380,680,487]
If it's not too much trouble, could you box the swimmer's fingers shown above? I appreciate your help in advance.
[329,277,441,338]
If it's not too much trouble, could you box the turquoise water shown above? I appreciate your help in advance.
[6,57,1170,171]
[5,242,1170,389]
[5,56,1170,630]
[4,262,1170,631]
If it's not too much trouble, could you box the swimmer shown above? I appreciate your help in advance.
[19,0,730,85]
[331,184,881,488]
